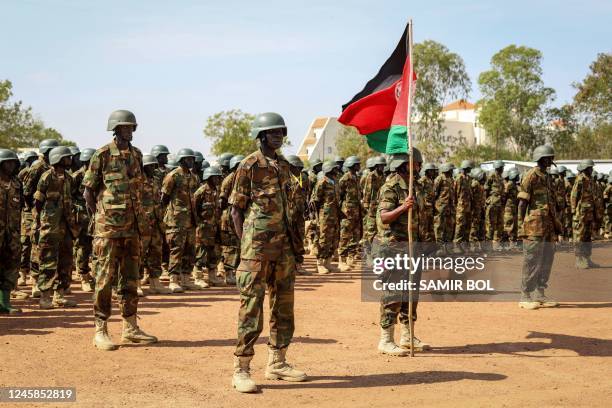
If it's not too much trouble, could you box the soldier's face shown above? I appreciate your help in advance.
[157,154,168,166]
[0,160,17,176]
[182,157,195,169]
[289,166,301,177]
[496,167,504,175]
[60,156,72,169]
[584,167,593,176]
[539,157,553,168]
[262,129,285,150]
[375,164,384,174]
[115,125,133,142]
[144,165,155,178]
[351,164,361,173]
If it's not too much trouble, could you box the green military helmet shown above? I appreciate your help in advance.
[321,161,338,175]
[508,168,520,181]
[493,160,504,169]
[502,170,509,179]
[389,153,410,171]
[439,162,454,173]
[142,154,157,167]
[218,152,234,167]
[201,159,210,169]
[193,151,204,163]
[151,145,170,158]
[365,157,375,169]
[286,155,304,169]
[565,171,576,180]
[107,109,137,131]
[229,154,245,171]
[372,156,387,166]
[548,167,559,175]
[250,112,287,139]
[166,154,178,170]
[0,149,19,164]
[23,151,38,162]
[69,146,81,158]
[203,165,223,180]
[532,145,555,162]
[176,147,196,162]
[39,139,60,155]
[310,158,323,168]
[409,147,423,164]
[422,162,437,172]
[460,159,475,170]
[48,146,73,166]
[472,168,485,181]
[80,148,96,163]
[576,159,594,172]
[334,155,345,164]
[597,172,605,181]
[557,165,567,174]
[344,155,360,169]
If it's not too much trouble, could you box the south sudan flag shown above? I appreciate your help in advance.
[338,24,416,154]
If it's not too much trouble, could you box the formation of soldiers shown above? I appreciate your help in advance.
[1,109,611,391]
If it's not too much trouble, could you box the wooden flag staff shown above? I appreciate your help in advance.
[406,18,416,358]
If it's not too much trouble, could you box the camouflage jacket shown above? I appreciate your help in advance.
[194,181,220,246]
[311,174,340,224]
[504,180,518,212]
[419,175,435,209]
[229,149,295,261]
[518,166,558,238]
[288,173,308,222]
[571,173,596,220]
[34,167,78,237]
[433,173,455,215]
[553,176,566,211]
[141,174,164,234]
[0,176,22,237]
[484,171,505,207]
[338,171,361,219]
[22,158,49,210]
[82,140,146,238]
[162,166,197,230]
[153,167,168,191]
[362,170,384,218]
[454,173,472,213]
[470,179,485,218]
[220,172,237,233]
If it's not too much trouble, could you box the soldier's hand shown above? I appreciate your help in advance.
[402,197,415,211]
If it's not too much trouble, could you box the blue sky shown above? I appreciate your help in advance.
[2,0,610,158]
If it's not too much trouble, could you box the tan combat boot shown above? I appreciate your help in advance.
[17,271,27,286]
[136,280,145,297]
[39,290,53,310]
[121,315,158,344]
[338,257,351,272]
[399,324,430,351]
[10,289,30,300]
[180,273,200,291]
[225,269,236,286]
[575,256,588,269]
[518,292,539,310]
[148,277,172,294]
[232,356,257,393]
[533,288,559,308]
[325,258,340,273]
[93,319,118,351]
[205,268,226,287]
[52,289,77,308]
[316,259,330,275]
[31,282,41,298]
[168,275,184,293]
[296,263,312,275]
[265,348,307,382]
[192,267,210,289]
[80,274,94,293]
[377,326,409,356]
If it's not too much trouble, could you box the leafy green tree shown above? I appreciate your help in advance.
[572,52,611,125]
[203,109,256,156]
[449,144,527,165]
[546,104,579,159]
[413,40,471,149]
[335,125,374,164]
[477,45,555,156]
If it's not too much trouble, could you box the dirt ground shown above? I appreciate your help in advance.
[1,249,612,408]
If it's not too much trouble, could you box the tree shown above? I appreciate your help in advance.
[546,104,579,159]
[449,144,527,165]
[0,79,71,149]
[335,125,374,165]
[572,53,611,125]
[412,40,471,149]
[203,109,256,156]
[477,45,555,156]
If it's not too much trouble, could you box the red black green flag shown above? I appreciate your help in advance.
[338,24,416,154]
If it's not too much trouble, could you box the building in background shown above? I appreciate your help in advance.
[296,117,342,163]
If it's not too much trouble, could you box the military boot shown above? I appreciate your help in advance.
[232,356,257,393]
[80,274,95,293]
[0,290,22,314]
[31,282,41,298]
[39,290,53,310]
[10,289,30,300]
[225,269,237,286]
[180,273,200,291]
[377,326,409,356]
[192,268,210,289]
[136,280,145,297]
[316,259,330,275]
[148,277,172,294]
[168,274,184,293]
[17,271,27,286]
[491,241,503,252]
[587,257,600,268]
[265,348,307,382]
[518,292,539,310]
[93,319,118,351]
[533,288,558,308]
[205,268,226,287]
[52,289,77,308]
[575,256,588,269]
[326,259,340,273]
[338,256,351,272]
[121,315,158,344]
[296,263,312,275]
[140,268,150,285]
[399,324,430,351]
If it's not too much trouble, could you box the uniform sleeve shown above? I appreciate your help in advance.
[570,178,581,211]
[312,180,324,205]
[161,172,175,196]
[229,163,250,210]
[22,166,37,197]
[378,184,398,212]
[33,172,49,202]
[518,172,532,201]
[82,151,102,191]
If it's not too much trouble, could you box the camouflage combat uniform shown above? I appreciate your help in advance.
[162,166,197,277]
[71,166,93,278]
[220,172,241,276]
[22,159,50,279]
[418,174,436,243]
[17,167,32,277]
[338,171,361,259]
[287,173,308,263]
[470,178,486,243]
[571,172,597,259]
[485,172,505,243]
[503,179,519,243]
[83,141,146,322]
[433,173,455,243]
[194,182,220,271]
[553,175,566,235]
[604,181,612,237]
[305,170,319,249]
[361,170,384,243]
[311,172,340,260]
[229,150,298,357]
[154,167,170,270]
[34,167,78,292]
[140,172,164,279]
[0,175,22,292]
[563,178,574,239]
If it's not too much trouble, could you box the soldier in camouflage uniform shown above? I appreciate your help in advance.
[219,155,245,285]
[162,148,199,293]
[485,160,506,250]
[286,155,311,275]
[592,171,605,239]
[0,149,23,314]
[571,159,600,269]
[563,171,576,241]
[469,168,486,251]
[192,151,205,183]
[16,151,38,287]
[139,155,171,295]
[517,145,560,310]
[503,168,520,249]
[362,156,386,245]
[22,139,59,297]
[418,163,436,243]
[34,146,79,309]
[229,112,306,393]
[193,166,225,287]
[376,150,431,357]
[84,109,157,351]
[305,158,323,254]
[454,160,473,252]
[311,161,341,274]
[433,163,455,254]
[70,148,96,292]
[337,156,362,271]
[604,172,612,239]
[151,145,171,273]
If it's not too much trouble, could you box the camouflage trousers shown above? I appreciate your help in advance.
[29,217,41,280]
[235,248,296,357]
[1,231,20,291]
[339,217,361,257]
[504,206,518,242]
[380,301,419,328]
[563,208,573,239]
[434,211,455,243]
[363,213,377,243]
[315,218,339,260]
[305,218,318,248]
[141,225,163,279]
[470,210,485,242]
[195,243,220,271]
[604,205,612,235]
[485,205,504,242]
[20,210,33,275]
[73,226,92,276]
[92,236,140,321]
[454,209,471,243]
[573,214,593,257]
[166,227,195,276]
[37,222,73,292]
[521,236,555,294]
[221,228,241,273]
